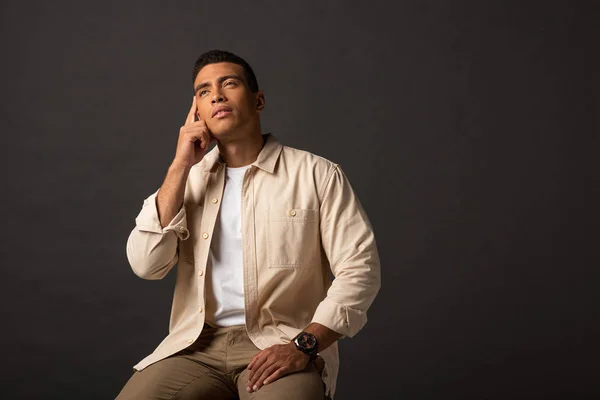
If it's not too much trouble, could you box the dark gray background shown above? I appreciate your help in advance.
[1,1,598,399]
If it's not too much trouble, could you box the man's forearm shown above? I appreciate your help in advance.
[156,163,191,228]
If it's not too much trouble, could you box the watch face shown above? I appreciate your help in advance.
[297,333,317,349]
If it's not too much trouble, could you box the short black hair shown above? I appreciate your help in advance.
[192,49,259,93]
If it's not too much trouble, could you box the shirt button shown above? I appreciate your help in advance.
[198,270,204,276]
[289,209,297,217]
[187,338,194,344]
[198,306,203,313]
[211,198,219,204]
[202,232,209,239]
[178,227,186,233]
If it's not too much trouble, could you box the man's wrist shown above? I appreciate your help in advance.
[291,332,319,361]
[169,161,192,173]
[288,341,313,362]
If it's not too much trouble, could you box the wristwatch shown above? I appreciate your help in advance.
[291,332,319,360]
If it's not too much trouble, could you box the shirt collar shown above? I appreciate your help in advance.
[203,133,282,174]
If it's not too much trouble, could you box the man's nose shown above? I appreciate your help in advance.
[211,90,226,103]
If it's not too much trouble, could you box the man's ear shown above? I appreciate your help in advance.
[256,91,265,112]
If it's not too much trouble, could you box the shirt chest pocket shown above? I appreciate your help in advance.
[267,207,320,268]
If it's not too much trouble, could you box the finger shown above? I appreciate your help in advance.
[182,122,209,148]
[202,129,216,150]
[185,96,197,125]
[247,360,257,392]
[248,350,264,371]
[254,364,280,391]
[249,357,267,384]
[184,130,203,148]
[247,353,263,382]
[199,130,209,149]
[263,366,288,386]
[249,358,271,390]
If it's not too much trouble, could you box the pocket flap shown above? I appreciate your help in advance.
[268,208,319,222]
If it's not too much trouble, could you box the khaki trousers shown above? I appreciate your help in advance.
[115,324,328,400]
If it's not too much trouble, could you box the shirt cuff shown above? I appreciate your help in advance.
[134,190,190,241]
[310,297,367,339]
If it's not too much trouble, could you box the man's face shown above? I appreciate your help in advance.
[193,62,264,138]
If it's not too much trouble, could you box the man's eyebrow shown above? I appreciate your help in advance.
[194,74,244,93]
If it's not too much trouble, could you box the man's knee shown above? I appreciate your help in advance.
[236,362,327,400]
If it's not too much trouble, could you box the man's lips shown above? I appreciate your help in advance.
[214,110,232,119]
[212,106,232,118]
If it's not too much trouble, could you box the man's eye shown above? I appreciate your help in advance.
[225,81,236,86]
[199,90,208,96]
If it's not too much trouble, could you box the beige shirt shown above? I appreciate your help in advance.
[126,133,381,397]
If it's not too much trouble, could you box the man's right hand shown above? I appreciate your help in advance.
[172,96,216,169]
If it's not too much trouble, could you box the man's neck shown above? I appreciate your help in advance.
[217,131,265,168]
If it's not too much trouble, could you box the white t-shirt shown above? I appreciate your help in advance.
[205,164,251,327]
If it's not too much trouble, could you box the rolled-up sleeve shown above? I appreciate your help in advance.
[311,165,381,338]
[126,189,190,280]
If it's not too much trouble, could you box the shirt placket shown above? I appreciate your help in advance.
[241,166,266,349]
[196,164,226,325]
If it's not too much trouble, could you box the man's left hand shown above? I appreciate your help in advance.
[246,342,309,392]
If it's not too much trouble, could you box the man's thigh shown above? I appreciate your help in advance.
[115,356,237,400]
[236,361,327,400]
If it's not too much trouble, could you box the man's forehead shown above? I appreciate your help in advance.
[194,62,245,83]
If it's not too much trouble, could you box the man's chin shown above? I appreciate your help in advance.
[208,123,238,139]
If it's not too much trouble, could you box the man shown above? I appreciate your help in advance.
[116,49,380,400]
